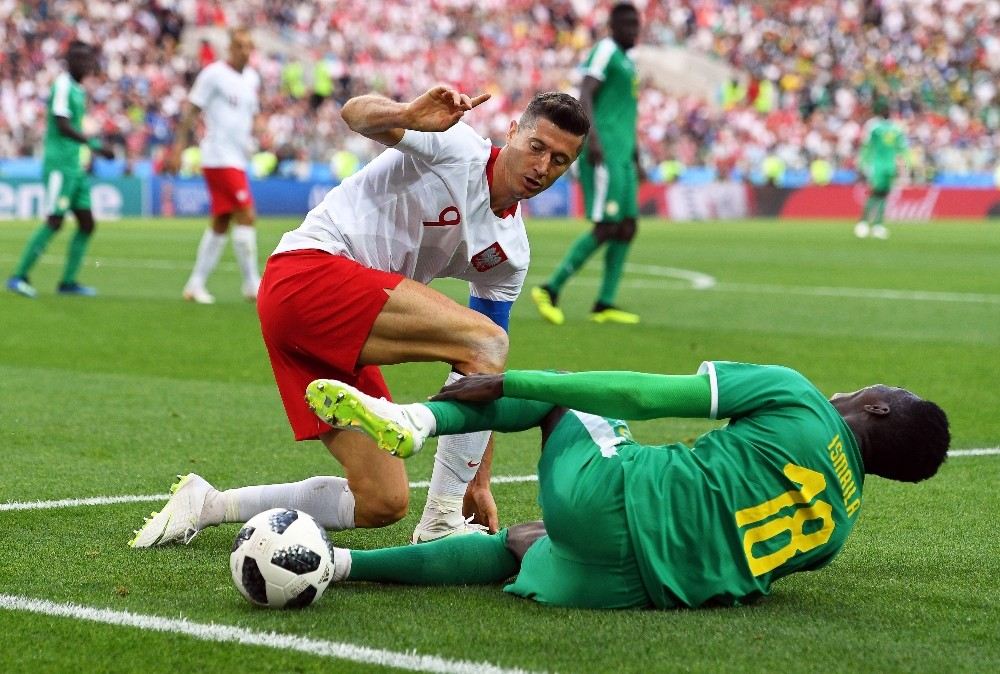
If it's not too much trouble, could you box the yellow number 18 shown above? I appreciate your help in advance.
[734,464,835,577]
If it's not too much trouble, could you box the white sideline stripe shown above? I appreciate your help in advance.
[0,493,172,511]
[0,594,538,674]
[0,475,541,512]
[3,450,996,514]
[6,252,997,305]
[949,447,1000,457]
[530,275,1000,305]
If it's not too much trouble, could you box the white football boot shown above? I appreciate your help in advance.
[853,221,870,238]
[183,285,216,304]
[411,495,489,544]
[129,473,215,547]
[871,225,890,239]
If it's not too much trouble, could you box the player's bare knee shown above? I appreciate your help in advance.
[355,486,409,527]
[458,320,508,374]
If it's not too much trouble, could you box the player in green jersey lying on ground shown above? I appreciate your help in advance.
[304,361,949,609]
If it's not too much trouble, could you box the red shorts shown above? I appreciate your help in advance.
[256,249,404,440]
[203,167,253,215]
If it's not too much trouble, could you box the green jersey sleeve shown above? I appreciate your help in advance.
[503,369,711,420]
[698,360,815,419]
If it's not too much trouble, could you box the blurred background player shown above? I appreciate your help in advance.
[165,28,262,304]
[129,87,589,549]
[7,41,114,299]
[532,2,643,325]
[854,98,908,240]
[306,361,949,609]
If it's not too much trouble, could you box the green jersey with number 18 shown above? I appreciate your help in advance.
[621,361,865,608]
[44,72,88,172]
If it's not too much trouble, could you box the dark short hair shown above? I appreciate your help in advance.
[866,391,950,482]
[66,40,93,56]
[519,92,590,138]
[611,2,639,19]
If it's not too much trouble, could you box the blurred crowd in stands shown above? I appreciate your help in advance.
[1,0,998,185]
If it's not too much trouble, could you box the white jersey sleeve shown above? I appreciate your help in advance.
[187,67,214,110]
[394,125,486,166]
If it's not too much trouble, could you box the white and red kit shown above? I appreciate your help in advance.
[259,122,527,440]
[188,61,260,212]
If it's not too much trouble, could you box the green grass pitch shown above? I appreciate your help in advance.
[0,216,997,673]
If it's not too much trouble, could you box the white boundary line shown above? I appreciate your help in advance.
[5,252,998,305]
[948,447,1000,457]
[0,475,540,512]
[1,453,994,513]
[0,594,540,674]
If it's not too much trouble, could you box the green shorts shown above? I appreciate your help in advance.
[578,155,638,222]
[503,410,650,609]
[865,165,896,194]
[43,167,92,216]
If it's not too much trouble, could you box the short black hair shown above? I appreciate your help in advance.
[519,92,590,138]
[865,391,950,482]
[66,40,94,57]
[611,2,639,19]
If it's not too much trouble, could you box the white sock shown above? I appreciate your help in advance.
[186,228,227,290]
[230,224,260,290]
[217,476,357,530]
[422,371,491,510]
[332,548,352,582]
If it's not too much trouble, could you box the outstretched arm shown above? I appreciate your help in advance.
[432,370,712,420]
[341,86,490,146]
[54,117,114,159]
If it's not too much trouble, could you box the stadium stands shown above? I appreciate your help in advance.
[1,0,998,186]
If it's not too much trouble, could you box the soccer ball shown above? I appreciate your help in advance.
[230,508,334,609]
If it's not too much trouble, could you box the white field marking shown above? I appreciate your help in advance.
[0,493,172,511]
[0,253,240,273]
[0,594,540,674]
[528,274,1000,305]
[624,263,717,289]
[0,474,541,512]
[5,251,997,305]
[4,451,997,514]
[948,447,1000,457]
[528,257,1000,304]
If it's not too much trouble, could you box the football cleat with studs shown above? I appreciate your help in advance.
[305,379,429,459]
[128,473,214,548]
[530,285,565,325]
[589,305,640,324]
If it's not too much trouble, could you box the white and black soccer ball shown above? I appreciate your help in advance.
[230,508,334,609]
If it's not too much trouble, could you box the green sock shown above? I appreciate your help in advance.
[14,224,57,278]
[348,529,518,585]
[61,230,92,285]
[863,195,878,222]
[424,397,554,436]
[873,196,887,226]
[598,240,631,306]
[547,231,600,293]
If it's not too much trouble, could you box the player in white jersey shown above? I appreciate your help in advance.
[130,86,589,549]
[165,28,262,305]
